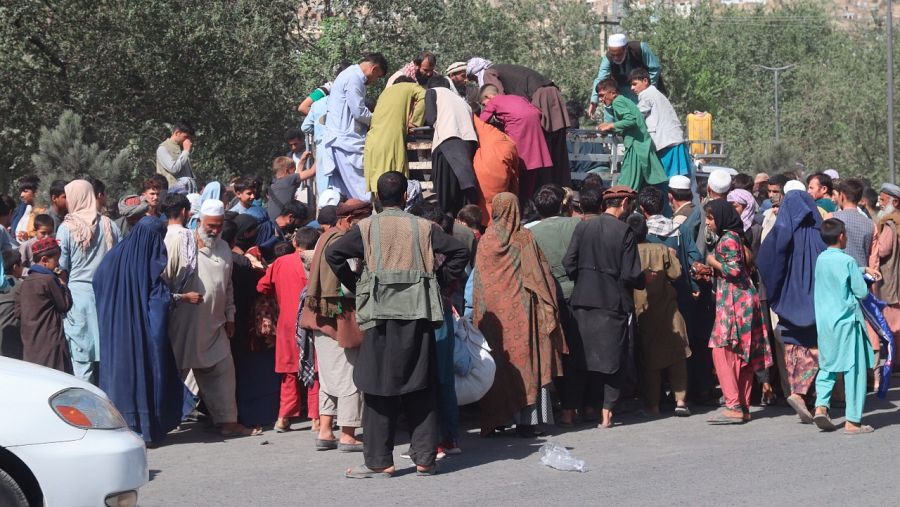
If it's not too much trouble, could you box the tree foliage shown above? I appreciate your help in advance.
[623,0,897,182]
[3,0,895,199]
[31,110,132,202]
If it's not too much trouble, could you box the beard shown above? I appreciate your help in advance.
[198,227,220,246]
[878,204,896,220]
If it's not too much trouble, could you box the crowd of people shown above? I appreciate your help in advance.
[1,33,899,479]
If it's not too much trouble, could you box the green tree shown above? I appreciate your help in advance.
[1,0,303,195]
[31,110,131,203]
[623,0,898,182]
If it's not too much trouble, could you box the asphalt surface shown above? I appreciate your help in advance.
[140,387,900,506]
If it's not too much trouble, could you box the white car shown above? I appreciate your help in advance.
[0,357,147,507]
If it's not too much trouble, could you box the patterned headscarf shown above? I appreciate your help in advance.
[727,189,758,232]
[63,180,113,251]
[466,57,493,87]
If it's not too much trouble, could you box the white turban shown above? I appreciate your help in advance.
[199,198,225,217]
[823,169,839,180]
[784,180,807,194]
[608,34,628,48]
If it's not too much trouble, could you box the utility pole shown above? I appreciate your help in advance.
[888,0,895,184]
[755,64,797,142]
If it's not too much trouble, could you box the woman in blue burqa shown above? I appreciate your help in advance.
[94,215,185,444]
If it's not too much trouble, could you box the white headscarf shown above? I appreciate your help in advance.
[466,57,493,87]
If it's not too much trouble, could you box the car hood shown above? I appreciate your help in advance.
[0,357,102,446]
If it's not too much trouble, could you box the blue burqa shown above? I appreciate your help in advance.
[94,216,185,443]
[188,181,221,230]
[757,191,826,328]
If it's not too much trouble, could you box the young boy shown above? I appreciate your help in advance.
[629,68,692,181]
[626,214,691,417]
[813,218,879,434]
[13,176,41,242]
[16,237,73,373]
[596,78,668,193]
[256,227,316,432]
[0,250,24,359]
[18,214,54,271]
[230,178,257,214]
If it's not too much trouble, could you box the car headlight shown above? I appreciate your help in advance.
[49,388,126,430]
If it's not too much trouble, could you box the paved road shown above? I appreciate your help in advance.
[140,388,900,506]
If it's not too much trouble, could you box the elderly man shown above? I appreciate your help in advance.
[156,120,196,188]
[589,34,663,121]
[164,199,259,437]
[871,183,900,345]
[323,53,388,201]
[563,185,645,428]
[328,171,468,478]
[386,51,437,87]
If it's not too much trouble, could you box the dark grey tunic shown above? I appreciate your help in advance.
[563,213,644,373]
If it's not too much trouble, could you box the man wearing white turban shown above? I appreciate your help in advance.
[588,33,664,121]
[163,198,261,436]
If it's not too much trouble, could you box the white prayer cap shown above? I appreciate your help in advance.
[317,188,341,209]
[707,169,732,195]
[823,169,840,180]
[784,180,806,194]
[199,198,225,217]
[669,175,691,191]
[608,34,628,48]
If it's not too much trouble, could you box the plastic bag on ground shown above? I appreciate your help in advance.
[539,442,587,473]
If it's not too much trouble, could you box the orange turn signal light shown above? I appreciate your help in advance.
[54,405,93,428]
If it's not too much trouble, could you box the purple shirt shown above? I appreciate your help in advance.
[480,95,551,170]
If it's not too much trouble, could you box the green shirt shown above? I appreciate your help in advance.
[611,95,667,190]
[530,216,580,301]
[813,247,874,372]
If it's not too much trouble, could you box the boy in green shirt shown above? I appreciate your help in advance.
[812,218,880,434]
[596,78,667,193]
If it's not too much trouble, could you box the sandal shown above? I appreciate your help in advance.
[844,424,875,435]
[316,438,338,451]
[813,412,837,432]
[674,406,691,417]
[786,395,813,424]
[345,464,392,479]
[338,442,364,452]
[706,411,745,425]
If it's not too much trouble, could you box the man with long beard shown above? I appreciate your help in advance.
[164,198,260,436]
[871,183,900,350]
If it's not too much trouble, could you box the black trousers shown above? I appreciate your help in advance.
[565,370,622,411]
[363,384,439,469]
